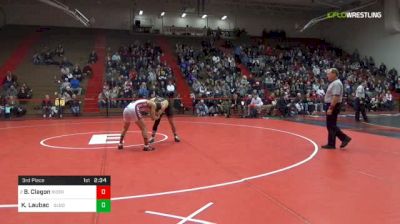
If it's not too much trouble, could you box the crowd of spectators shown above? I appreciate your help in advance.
[98,41,178,109]
[2,36,398,119]
[177,39,272,117]
[32,44,92,118]
[236,41,398,116]
[0,71,31,118]
[177,37,398,118]
[33,44,66,65]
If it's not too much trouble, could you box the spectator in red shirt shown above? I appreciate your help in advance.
[82,64,93,78]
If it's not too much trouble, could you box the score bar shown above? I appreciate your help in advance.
[18,176,111,213]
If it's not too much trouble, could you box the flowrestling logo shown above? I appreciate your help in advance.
[327,11,382,19]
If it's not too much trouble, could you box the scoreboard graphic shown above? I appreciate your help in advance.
[18,176,111,213]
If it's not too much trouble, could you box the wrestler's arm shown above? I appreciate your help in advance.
[155,100,169,118]
[148,101,157,120]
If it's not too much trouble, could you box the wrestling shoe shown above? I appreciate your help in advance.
[149,137,155,144]
[174,135,181,142]
[143,145,155,151]
[117,143,123,150]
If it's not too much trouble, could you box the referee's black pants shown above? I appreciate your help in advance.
[354,98,368,122]
[326,103,349,147]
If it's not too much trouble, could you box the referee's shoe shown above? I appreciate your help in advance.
[340,137,352,148]
[321,145,335,150]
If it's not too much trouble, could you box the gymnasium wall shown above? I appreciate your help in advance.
[2,0,321,38]
[3,0,131,30]
[137,12,321,38]
[319,2,400,71]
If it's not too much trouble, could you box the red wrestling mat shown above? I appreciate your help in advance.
[0,117,399,224]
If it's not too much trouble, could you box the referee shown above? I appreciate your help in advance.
[322,68,351,149]
[354,81,369,122]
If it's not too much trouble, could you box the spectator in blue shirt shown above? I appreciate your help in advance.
[138,82,149,98]
[70,77,82,95]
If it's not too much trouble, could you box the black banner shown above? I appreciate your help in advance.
[18,176,111,185]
